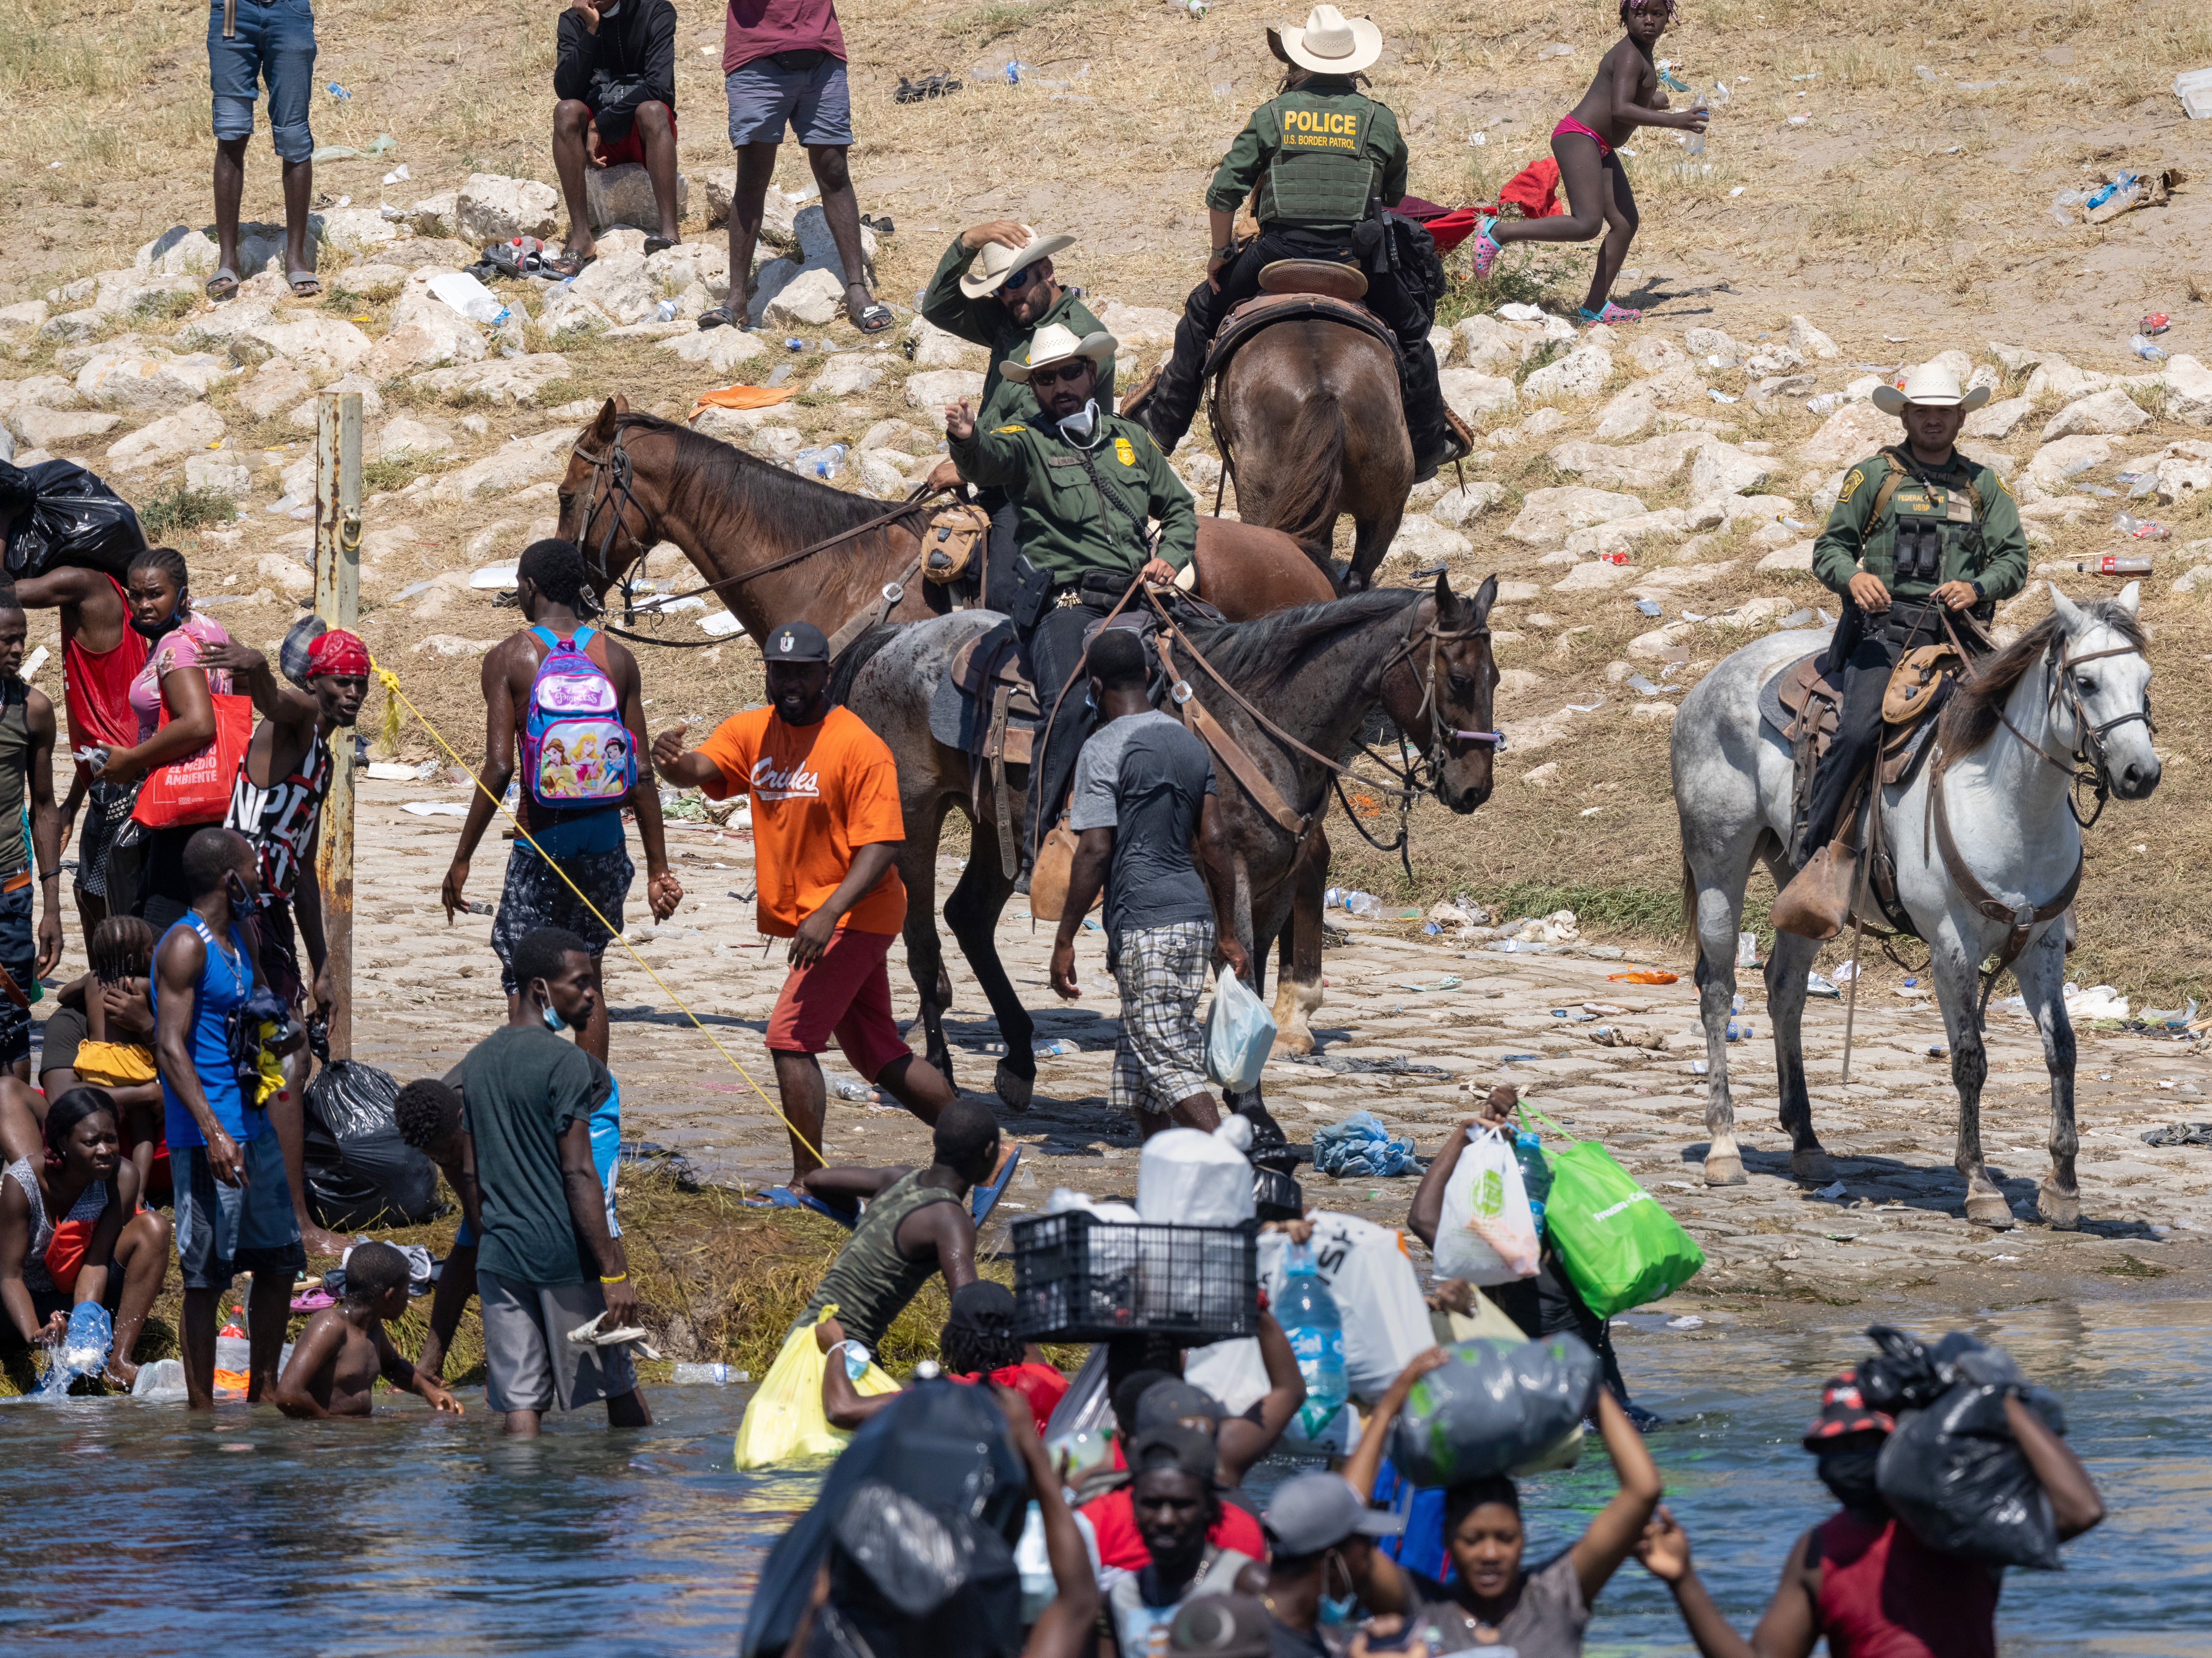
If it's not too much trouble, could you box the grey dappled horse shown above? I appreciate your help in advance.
[1671,584,2159,1228]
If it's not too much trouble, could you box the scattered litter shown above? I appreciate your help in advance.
[1689,1059,1710,1075]
[469,562,518,590]
[2142,312,2172,335]
[698,611,744,637]
[1498,302,1546,322]
[1625,673,1670,696]
[1552,1008,1597,1022]
[2179,67,2212,120]
[326,82,351,99]
[1312,1110,1419,1178]
[1397,975,1462,993]
[1832,961,1861,983]
[364,760,439,782]
[1728,186,1745,196]
[1807,972,1840,998]
[1636,599,1663,617]
[383,162,410,185]
[1609,969,1678,984]
[2066,983,2131,1020]
[1709,389,1739,404]
[1928,1045,1948,1058]
[1536,41,1575,59]
[1815,1180,1848,1200]
[2142,1123,2212,1147]
[402,801,470,817]
[427,270,511,328]
[1564,697,1606,712]
[2114,513,2170,540]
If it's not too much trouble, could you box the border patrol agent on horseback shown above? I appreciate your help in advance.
[1795,362,2030,868]
[1137,5,1462,482]
[942,322,1197,860]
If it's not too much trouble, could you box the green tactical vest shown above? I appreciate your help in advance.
[1857,449,1988,597]
[1253,90,1385,230]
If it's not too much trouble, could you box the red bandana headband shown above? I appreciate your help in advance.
[305,628,370,678]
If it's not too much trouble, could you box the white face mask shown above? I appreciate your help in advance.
[1056,399,1100,445]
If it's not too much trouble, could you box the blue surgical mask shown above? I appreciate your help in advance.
[541,1001,568,1033]
[1317,1594,1358,1629]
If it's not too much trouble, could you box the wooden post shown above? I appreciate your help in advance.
[313,392,362,1062]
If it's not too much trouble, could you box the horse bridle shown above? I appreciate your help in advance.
[2000,634,2154,829]
[564,429,654,622]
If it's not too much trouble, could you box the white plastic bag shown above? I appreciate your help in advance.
[1203,965,1276,1091]
[427,270,512,326]
[1258,1213,1435,1401]
[1136,1125,1254,1226]
[1182,1334,1271,1417]
[1433,1125,1539,1285]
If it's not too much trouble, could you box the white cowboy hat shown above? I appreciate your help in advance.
[1271,5,1384,76]
[1000,321,1118,383]
[958,225,1079,299]
[1872,362,1991,416]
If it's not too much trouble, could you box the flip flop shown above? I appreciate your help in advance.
[971,1142,1022,1226]
[644,236,675,256]
[205,269,239,300]
[288,271,322,298]
[541,249,595,279]
[851,300,895,335]
[1470,217,1501,278]
[748,1184,860,1229]
[697,304,741,331]
[289,1290,336,1313]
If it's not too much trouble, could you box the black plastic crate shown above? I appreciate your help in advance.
[1010,1211,1259,1343]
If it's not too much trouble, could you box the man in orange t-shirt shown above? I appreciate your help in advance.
[650,620,954,1184]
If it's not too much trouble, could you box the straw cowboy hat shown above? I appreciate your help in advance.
[1268,5,1384,76]
[1871,362,1991,416]
[958,225,1079,299]
[1000,321,1118,383]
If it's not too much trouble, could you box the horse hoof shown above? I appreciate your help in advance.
[1965,1191,2016,1229]
[1703,1152,1747,1187]
[2038,1182,2082,1231]
[1790,1149,1834,1185]
[1268,1028,1315,1059]
[993,1059,1033,1112]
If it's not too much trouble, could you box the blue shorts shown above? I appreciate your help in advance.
[725,55,852,147]
[173,1121,305,1292]
[208,0,317,164]
[0,877,32,1069]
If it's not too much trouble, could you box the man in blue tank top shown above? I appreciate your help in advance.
[152,825,305,1411]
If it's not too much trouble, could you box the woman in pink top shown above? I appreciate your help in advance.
[96,548,237,932]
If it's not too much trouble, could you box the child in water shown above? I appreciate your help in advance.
[1471,0,1710,325]
[275,1241,463,1419]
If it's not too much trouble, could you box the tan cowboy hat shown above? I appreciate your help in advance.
[1000,321,1118,383]
[958,225,1079,299]
[1872,362,1991,416]
[1269,5,1384,76]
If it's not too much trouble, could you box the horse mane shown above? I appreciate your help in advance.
[1177,586,1426,699]
[1936,603,2147,757]
[611,409,904,549]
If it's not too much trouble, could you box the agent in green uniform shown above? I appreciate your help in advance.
[1140,5,1459,481]
[1795,363,2029,865]
[921,222,1115,612]
[943,322,1196,851]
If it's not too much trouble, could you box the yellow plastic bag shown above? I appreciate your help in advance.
[733,1306,899,1470]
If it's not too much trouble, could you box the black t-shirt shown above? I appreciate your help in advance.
[1068,710,1218,941]
[456,1023,611,1286]
[38,1004,89,1079]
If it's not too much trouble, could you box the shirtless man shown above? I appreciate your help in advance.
[1469,0,1709,326]
[274,1239,462,1418]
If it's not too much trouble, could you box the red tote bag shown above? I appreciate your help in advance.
[130,693,254,829]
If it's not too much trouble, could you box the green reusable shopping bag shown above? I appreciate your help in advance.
[1526,1110,1705,1318]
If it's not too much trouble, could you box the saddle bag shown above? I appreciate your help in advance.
[1882,644,1961,726]
[923,504,991,585]
[1027,819,1095,925]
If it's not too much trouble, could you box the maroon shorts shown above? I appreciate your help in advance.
[594,102,674,167]
[765,927,911,1081]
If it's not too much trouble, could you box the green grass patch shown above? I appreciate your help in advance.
[1435,250,1588,331]
[136,482,238,537]
[361,449,438,494]
[939,0,1074,44]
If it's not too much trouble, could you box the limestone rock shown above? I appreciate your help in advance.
[585,162,687,232]
[183,452,249,495]
[106,401,225,471]
[1591,381,1658,442]
[657,328,769,373]
[854,450,909,496]
[1684,326,1740,361]
[2026,434,2115,488]
[93,269,202,318]
[0,300,49,346]
[1386,513,1471,564]
[372,416,453,459]
[1745,344,1805,376]
[429,426,576,502]
[136,227,222,278]
[1798,401,1897,468]
[1546,432,1707,491]
[39,310,102,345]
[905,370,988,422]
[1967,365,2001,396]
[752,426,805,460]
[1964,396,2032,440]
[2154,455,2212,505]
[1097,301,1180,352]
[761,266,846,328]
[1926,348,1974,382]
[1755,540,1817,572]
[702,175,798,245]
[811,354,885,397]
[1788,315,1839,360]
[1988,342,2043,373]
[1562,508,1688,560]
[410,354,573,406]
[1522,345,1612,403]
[244,316,374,377]
[1427,326,1454,369]
[2163,354,2212,427]
[1626,336,1690,376]
[538,285,615,339]
[571,252,659,326]
[1756,374,1818,398]
[2041,387,2150,441]
[1438,369,1516,423]
[1551,559,1634,592]
[1429,482,1506,527]
[793,206,876,279]
[409,192,461,237]
[692,404,784,443]
[8,406,121,447]
[906,317,987,370]
[646,241,731,302]
[1506,486,1646,546]
[319,207,400,257]
[356,314,486,382]
[76,351,229,412]
[456,174,560,244]
[1688,440,1772,503]
[2024,354,2109,402]
[1454,316,1517,373]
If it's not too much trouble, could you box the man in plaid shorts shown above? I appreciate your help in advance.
[1049,627,1247,1136]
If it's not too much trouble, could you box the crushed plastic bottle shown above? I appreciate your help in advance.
[672,1362,745,1384]
[1736,932,1758,969]
[1034,1039,1073,1058]
[1280,1244,1348,1439]
[2113,515,2170,541]
[326,81,351,99]
[1806,393,1841,415]
[2128,333,2168,362]
[792,443,847,480]
[2077,555,2155,574]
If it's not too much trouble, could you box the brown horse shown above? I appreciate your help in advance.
[832,574,1500,1127]
[1214,321,1414,594]
[552,399,1333,642]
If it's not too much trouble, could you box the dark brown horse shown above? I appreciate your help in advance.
[1214,322,1414,594]
[553,399,1334,644]
[832,573,1500,1122]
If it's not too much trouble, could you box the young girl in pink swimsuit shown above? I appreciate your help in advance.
[1470,0,1709,326]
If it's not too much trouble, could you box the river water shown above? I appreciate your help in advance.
[3,1298,2206,1656]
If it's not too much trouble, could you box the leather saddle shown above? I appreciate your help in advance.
[1201,262,1400,386]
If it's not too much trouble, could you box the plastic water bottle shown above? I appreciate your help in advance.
[2113,513,2170,541]
[841,1343,871,1381]
[1686,90,1709,156]
[793,444,847,480]
[656,298,679,323]
[2075,555,2154,575]
[1280,1244,1347,1439]
[2129,334,2167,362]
[1512,1129,1552,1238]
[672,1362,745,1384]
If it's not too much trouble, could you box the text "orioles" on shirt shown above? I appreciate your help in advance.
[750,756,821,800]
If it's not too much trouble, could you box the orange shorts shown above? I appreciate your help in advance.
[765,927,911,1082]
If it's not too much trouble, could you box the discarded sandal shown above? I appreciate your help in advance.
[971,1142,1022,1225]
[749,1184,859,1229]
[540,248,594,279]
[567,1310,662,1359]
[894,73,962,104]
[643,235,674,256]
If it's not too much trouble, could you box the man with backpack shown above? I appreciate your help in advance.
[441,540,681,1063]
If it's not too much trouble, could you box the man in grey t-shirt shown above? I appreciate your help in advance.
[1050,627,1247,1135]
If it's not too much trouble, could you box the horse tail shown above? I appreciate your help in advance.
[1679,848,1702,968]
[1269,393,1346,556]
[829,624,901,706]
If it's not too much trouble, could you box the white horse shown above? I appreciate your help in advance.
[1671,583,2159,1228]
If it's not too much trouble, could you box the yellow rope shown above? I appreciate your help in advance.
[366,657,825,1170]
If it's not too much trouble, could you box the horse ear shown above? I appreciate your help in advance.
[2113,580,2141,619]
[1469,572,1499,627]
[1432,569,1455,617]
[2047,582,2085,633]
[591,398,620,441]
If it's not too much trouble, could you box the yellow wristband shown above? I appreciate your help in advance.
[600,1273,627,1285]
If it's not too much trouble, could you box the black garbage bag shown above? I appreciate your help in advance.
[1864,1324,2068,1570]
[744,1379,1029,1658]
[0,459,147,581]
[1389,1332,1599,1487]
[302,1060,441,1229]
